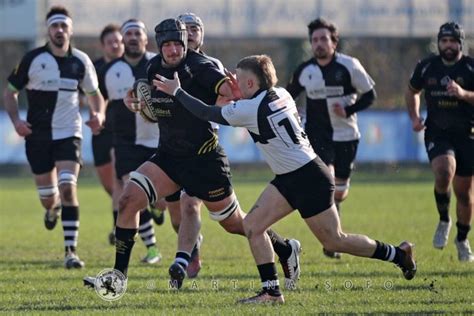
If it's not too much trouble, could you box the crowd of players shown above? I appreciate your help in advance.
[3,5,473,304]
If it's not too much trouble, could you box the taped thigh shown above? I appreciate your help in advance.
[38,185,59,200]
[58,170,77,186]
[209,195,239,222]
[129,171,158,205]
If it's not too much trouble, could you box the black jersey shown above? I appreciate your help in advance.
[409,55,474,135]
[7,44,98,141]
[287,53,374,142]
[93,57,107,73]
[99,52,159,148]
[147,50,227,157]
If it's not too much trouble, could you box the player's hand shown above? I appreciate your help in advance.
[333,103,346,118]
[86,112,104,135]
[446,79,466,99]
[411,116,425,132]
[153,72,181,96]
[124,88,143,112]
[13,119,32,137]
[224,69,242,100]
[215,95,234,106]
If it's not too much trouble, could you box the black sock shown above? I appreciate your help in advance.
[112,209,118,227]
[114,226,137,277]
[434,189,451,222]
[371,240,404,265]
[139,209,156,248]
[266,229,292,261]
[257,263,281,297]
[174,251,191,269]
[456,222,471,242]
[62,205,79,254]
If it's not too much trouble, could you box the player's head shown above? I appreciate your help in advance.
[121,19,148,58]
[307,18,338,60]
[178,12,204,51]
[154,18,187,66]
[46,6,73,49]
[437,22,464,62]
[236,55,278,98]
[100,24,124,61]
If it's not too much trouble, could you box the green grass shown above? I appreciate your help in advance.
[0,170,473,314]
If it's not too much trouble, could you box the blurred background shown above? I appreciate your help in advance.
[1,0,473,168]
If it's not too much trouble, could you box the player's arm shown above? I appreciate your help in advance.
[343,89,376,117]
[85,90,106,135]
[153,72,230,125]
[446,79,474,105]
[3,84,32,137]
[405,84,425,132]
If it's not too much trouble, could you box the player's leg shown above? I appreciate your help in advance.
[238,184,293,304]
[179,193,203,278]
[55,159,82,268]
[53,137,84,269]
[25,139,61,230]
[304,205,416,280]
[114,161,180,277]
[453,175,474,261]
[333,140,359,209]
[451,137,474,262]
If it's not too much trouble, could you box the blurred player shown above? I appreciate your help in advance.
[287,18,376,259]
[98,19,162,263]
[154,54,416,304]
[3,6,105,268]
[92,24,124,245]
[406,22,474,262]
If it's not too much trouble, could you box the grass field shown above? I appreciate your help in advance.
[0,168,473,314]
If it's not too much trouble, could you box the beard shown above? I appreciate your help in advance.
[50,34,66,48]
[439,46,460,62]
[313,47,330,59]
[125,45,143,58]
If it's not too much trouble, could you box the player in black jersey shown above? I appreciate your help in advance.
[406,22,474,262]
[92,24,124,245]
[84,18,299,292]
[154,54,417,304]
[3,6,105,269]
[287,18,376,259]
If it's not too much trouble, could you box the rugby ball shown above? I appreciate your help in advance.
[133,79,158,123]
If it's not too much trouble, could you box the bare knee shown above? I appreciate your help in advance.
[243,217,266,239]
[455,190,472,207]
[59,184,75,204]
[433,166,455,188]
[320,231,347,253]
[118,192,140,216]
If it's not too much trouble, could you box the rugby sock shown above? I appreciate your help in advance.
[371,240,404,266]
[266,229,292,260]
[112,209,118,226]
[61,206,79,254]
[139,209,157,249]
[456,222,471,242]
[434,189,451,222]
[257,263,281,296]
[114,226,137,277]
[174,251,191,269]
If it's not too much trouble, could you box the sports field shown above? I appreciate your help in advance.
[0,167,473,314]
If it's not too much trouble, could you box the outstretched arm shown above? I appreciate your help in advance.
[153,72,230,125]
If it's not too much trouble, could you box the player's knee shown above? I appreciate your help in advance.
[182,198,201,217]
[128,171,157,206]
[38,185,58,201]
[243,216,265,238]
[434,166,455,184]
[455,190,472,207]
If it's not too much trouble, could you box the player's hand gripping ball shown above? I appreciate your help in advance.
[133,79,158,123]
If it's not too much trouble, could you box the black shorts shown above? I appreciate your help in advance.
[25,137,82,175]
[271,158,335,218]
[424,130,474,177]
[114,144,156,179]
[92,130,113,167]
[149,146,233,202]
[309,136,359,179]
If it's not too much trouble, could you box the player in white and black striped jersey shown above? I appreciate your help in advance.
[3,6,105,269]
[287,18,376,259]
[154,54,416,304]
